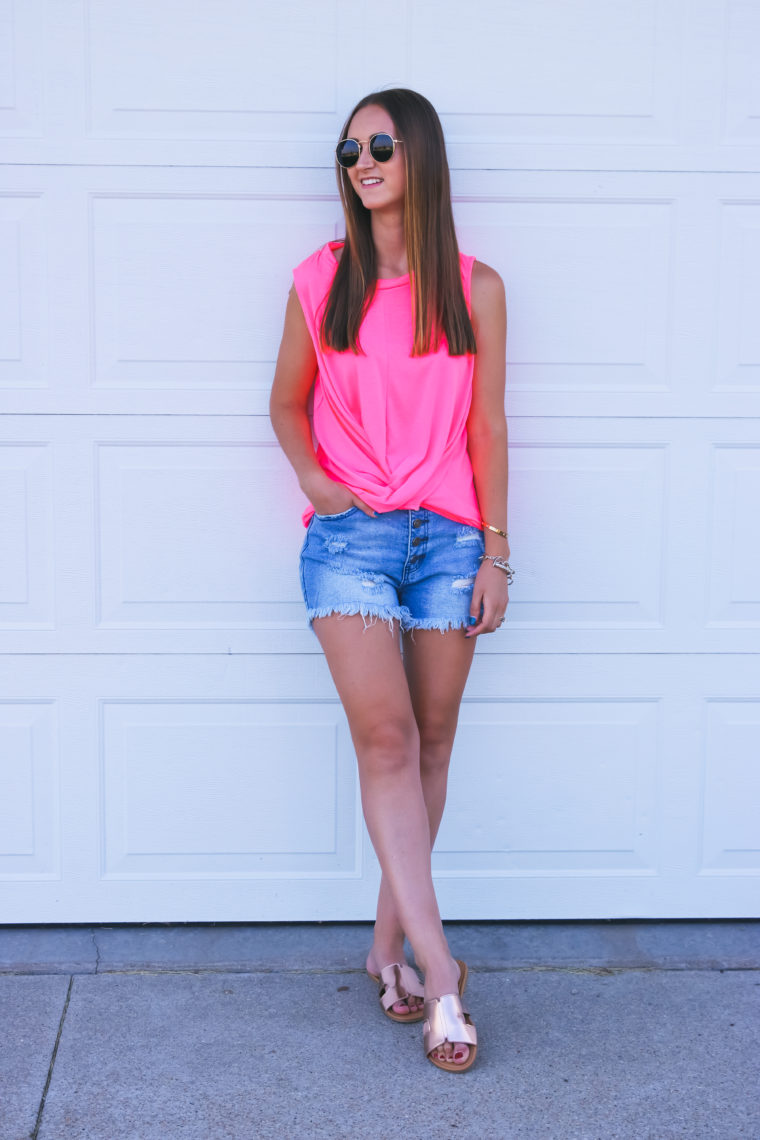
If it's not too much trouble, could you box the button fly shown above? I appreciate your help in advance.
[412,519,422,528]
[411,536,423,547]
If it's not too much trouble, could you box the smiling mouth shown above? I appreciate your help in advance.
[360,178,384,186]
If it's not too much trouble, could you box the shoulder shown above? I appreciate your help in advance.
[469,260,506,323]
[471,259,504,297]
[294,240,342,278]
[294,243,327,276]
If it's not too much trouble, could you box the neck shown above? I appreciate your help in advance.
[370,209,407,277]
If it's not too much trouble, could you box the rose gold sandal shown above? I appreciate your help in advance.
[423,991,478,1072]
[367,962,426,1023]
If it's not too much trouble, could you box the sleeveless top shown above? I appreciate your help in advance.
[292,239,482,529]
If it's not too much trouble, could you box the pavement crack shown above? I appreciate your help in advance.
[91,927,101,973]
[31,974,73,1140]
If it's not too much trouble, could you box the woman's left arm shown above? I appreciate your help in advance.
[465,260,510,638]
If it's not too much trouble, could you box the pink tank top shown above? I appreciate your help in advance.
[292,240,482,529]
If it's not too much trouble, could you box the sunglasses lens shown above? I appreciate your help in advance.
[336,139,360,167]
[369,133,395,162]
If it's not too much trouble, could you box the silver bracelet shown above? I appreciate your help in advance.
[479,554,515,585]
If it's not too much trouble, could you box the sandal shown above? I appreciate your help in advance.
[367,962,426,1023]
[423,990,478,1072]
[367,957,468,1024]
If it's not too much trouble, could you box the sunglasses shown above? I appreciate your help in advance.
[335,132,403,168]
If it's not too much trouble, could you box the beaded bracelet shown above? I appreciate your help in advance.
[479,553,515,584]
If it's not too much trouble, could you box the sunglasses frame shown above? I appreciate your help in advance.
[335,132,403,168]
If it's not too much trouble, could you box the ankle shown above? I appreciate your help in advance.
[369,938,406,965]
[417,948,458,980]
[371,922,406,957]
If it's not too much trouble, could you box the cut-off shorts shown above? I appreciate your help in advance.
[299,506,486,636]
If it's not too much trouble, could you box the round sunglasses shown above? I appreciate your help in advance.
[335,132,403,168]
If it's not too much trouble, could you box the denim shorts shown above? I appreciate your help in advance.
[299,506,485,635]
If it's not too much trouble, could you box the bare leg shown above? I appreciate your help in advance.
[369,626,477,1055]
[312,614,472,1062]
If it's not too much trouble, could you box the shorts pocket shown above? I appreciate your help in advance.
[314,506,359,521]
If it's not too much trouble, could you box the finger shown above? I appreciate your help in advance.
[353,498,377,517]
[465,589,483,637]
[468,605,502,637]
[466,618,492,637]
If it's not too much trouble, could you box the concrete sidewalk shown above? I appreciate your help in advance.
[1,921,758,1140]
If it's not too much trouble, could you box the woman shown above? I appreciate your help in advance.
[269,88,511,1072]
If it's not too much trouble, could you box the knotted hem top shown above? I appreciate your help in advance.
[292,240,483,530]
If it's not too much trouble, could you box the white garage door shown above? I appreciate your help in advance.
[1,1,759,921]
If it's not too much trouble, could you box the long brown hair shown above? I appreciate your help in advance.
[320,88,477,358]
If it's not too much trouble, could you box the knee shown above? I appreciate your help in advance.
[355,718,420,778]
[418,722,457,777]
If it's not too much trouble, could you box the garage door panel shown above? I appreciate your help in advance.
[715,202,760,391]
[95,441,305,629]
[412,0,682,141]
[0,443,54,629]
[434,700,659,874]
[706,445,760,627]
[0,0,41,138]
[100,701,360,878]
[86,0,342,138]
[509,444,665,627]
[0,192,46,390]
[0,700,59,880]
[723,0,760,146]
[456,200,673,394]
[701,700,760,873]
[90,194,338,393]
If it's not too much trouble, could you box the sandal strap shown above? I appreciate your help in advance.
[378,962,424,1011]
[423,993,478,1056]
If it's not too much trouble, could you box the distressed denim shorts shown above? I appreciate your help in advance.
[299,506,485,635]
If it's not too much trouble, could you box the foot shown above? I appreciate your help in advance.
[366,948,424,1017]
[423,956,470,1066]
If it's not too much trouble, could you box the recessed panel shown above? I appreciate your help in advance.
[413,0,678,142]
[435,700,659,873]
[86,0,339,136]
[0,701,59,878]
[101,701,358,876]
[96,443,307,627]
[90,195,339,389]
[701,701,760,871]
[715,203,760,390]
[455,200,672,392]
[508,445,666,626]
[0,444,53,628]
[707,447,760,626]
[722,0,760,144]
[0,194,46,389]
[0,0,42,137]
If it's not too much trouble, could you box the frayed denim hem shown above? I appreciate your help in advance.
[306,603,412,635]
[402,616,476,643]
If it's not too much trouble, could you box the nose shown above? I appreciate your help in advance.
[355,144,375,171]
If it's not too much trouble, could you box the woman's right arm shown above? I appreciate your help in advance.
[270,286,373,515]
[269,286,333,502]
